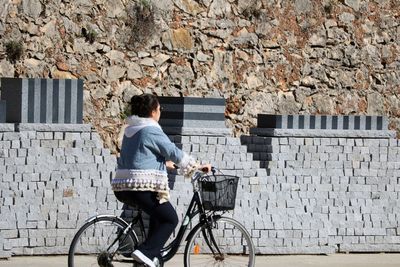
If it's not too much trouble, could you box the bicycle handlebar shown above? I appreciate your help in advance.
[172,164,214,173]
[171,164,215,184]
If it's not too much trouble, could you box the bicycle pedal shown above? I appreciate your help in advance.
[153,257,161,267]
[132,262,145,267]
[132,260,159,267]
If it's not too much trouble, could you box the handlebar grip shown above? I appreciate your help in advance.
[200,166,209,173]
[172,164,215,173]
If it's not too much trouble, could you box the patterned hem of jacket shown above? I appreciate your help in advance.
[112,169,170,203]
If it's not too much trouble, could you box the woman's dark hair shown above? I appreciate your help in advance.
[130,94,159,117]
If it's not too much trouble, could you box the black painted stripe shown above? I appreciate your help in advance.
[2,78,23,122]
[310,116,315,129]
[287,115,293,129]
[299,115,304,129]
[28,79,35,123]
[343,116,349,130]
[377,116,383,130]
[158,97,184,105]
[159,120,183,127]
[321,116,327,129]
[366,116,372,130]
[354,116,360,130]
[160,112,224,121]
[257,115,279,128]
[77,79,83,123]
[0,101,6,122]
[64,79,71,123]
[53,80,59,123]
[332,116,338,129]
[40,79,47,123]
[276,115,282,128]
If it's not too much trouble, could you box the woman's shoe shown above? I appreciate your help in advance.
[132,250,155,267]
[153,257,160,267]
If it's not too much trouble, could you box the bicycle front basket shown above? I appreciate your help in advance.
[199,175,239,211]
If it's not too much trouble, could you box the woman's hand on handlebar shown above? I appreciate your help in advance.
[198,164,212,173]
[167,161,212,174]
[166,160,176,170]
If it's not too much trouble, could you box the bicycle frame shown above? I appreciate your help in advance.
[108,190,205,264]
[117,171,225,264]
[160,190,206,262]
[69,169,254,267]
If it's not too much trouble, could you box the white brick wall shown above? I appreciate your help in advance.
[1,126,400,257]
[0,125,118,258]
[241,135,400,254]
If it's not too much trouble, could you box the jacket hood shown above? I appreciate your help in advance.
[124,115,162,138]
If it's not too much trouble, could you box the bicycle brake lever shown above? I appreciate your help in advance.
[211,167,216,174]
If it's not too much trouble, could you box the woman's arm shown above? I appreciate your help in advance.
[146,127,211,174]
[146,127,184,163]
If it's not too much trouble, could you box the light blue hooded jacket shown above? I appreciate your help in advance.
[111,115,194,203]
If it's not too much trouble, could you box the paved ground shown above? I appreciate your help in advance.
[1,253,400,267]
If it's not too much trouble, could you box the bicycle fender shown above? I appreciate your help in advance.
[83,214,130,226]
[80,214,140,244]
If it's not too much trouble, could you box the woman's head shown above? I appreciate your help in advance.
[130,94,161,121]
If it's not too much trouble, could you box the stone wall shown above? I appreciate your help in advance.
[0,0,399,152]
[170,130,400,254]
[1,121,400,257]
[240,134,400,253]
[0,124,117,258]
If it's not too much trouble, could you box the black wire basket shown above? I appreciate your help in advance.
[199,175,239,211]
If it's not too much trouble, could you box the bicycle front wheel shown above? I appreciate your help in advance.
[184,216,255,267]
[68,216,139,267]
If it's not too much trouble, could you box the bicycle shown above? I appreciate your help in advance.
[68,167,255,267]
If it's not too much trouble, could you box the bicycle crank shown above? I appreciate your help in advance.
[214,254,225,261]
[97,251,114,267]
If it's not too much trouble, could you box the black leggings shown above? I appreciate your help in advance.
[114,191,179,260]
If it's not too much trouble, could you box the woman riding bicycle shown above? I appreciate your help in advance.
[111,93,211,267]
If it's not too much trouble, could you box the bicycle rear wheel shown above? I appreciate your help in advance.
[68,216,139,267]
[184,216,255,267]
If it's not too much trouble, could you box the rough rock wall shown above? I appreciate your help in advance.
[0,0,399,152]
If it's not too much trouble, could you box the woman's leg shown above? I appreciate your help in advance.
[147,214,160,249]
[114,191,178,259]
[134,192,178,259]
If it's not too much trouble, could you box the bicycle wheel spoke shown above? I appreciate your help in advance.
[68,217,137,267]
[185,217,255,267]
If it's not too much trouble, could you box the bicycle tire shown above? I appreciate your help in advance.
[68,215,139,267]
[184,216,255,267]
